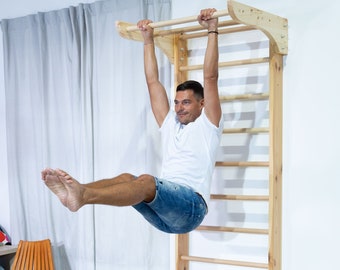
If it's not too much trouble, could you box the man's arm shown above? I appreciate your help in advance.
[138,20,170,127]
[198,9,222,127]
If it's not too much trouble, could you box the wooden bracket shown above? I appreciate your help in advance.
[228,0,288,54]
[115,21,174,63]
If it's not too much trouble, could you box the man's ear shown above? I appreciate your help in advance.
[200,98,205,108]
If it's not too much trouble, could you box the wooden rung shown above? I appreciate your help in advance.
[220,93,269,102]
[181,255,268,269]
[155,20,240,37]
[223,127,269,134]
[196,225,268,234]
[215,161,269,167]
[182,25,256,40]
[210,194,269,201]
[179,57,269,72]
[126,9,230,32]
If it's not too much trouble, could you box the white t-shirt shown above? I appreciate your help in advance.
[159,109,223,205]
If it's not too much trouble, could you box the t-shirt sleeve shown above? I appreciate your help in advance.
[159,110,175,132]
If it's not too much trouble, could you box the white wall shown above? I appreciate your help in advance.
[1,0,340,270]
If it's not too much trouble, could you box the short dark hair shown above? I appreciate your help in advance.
[176,80,204,99]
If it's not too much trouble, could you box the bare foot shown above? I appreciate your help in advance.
[41,168,68,207]
[54,169,85,212]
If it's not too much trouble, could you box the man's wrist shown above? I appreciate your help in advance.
[208,30,219,35]
[144,40,154,45]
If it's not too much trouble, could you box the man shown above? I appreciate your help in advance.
[41,8,223,234]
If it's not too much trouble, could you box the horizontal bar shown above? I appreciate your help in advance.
[196,225,268,234]
[210,194,269,201]
[181,255,268,269]
[182,25,256,40]
[179,57,269,72]
[223,127,269,134]
[220,93,269,102]
[215,161,269,167]
[126,10,230,32]
[155,20,240,37]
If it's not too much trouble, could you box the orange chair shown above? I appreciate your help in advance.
[11,239,54,270]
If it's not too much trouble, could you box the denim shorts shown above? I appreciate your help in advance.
[132,177,207,234]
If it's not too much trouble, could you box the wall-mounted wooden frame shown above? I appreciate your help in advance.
[116,1,287,269]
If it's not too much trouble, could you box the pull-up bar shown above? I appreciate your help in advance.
[116,0,288,55]
[126,10,230,32]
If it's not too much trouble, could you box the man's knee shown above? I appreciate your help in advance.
[117,173,136,182]
[136,174,156,202]
[136,174,155,185]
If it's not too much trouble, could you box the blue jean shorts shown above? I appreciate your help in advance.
[132,177,207,234]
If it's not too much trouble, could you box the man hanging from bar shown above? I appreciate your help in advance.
[41,8,223,234]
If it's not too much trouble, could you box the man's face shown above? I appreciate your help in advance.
[174,89,204,125]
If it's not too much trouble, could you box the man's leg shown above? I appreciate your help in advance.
[41,168,156,212]
[84,173,136,188]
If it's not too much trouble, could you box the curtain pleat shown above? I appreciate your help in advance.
[1,0,171,269]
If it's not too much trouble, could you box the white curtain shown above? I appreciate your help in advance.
[1,0,171,269]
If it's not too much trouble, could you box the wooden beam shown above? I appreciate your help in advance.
[228,0,288,54]
[115,21,174,63]
[268,43,283,270]
[173,34,188,83]
[125,10,230,32]
[176,234,189,270]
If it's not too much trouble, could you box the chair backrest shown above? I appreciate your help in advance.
[11,239,54,270]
